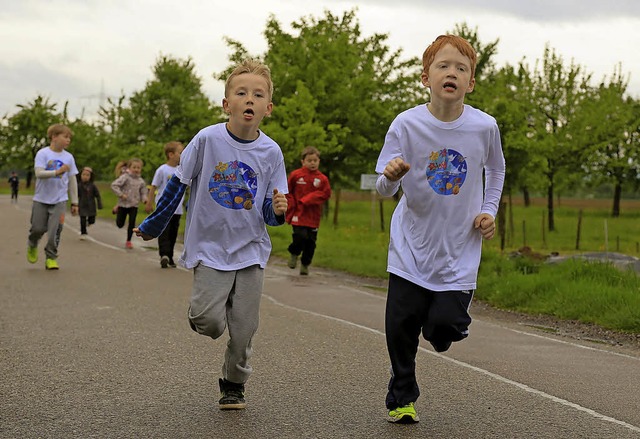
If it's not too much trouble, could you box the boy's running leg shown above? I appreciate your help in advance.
[299,227,318,274]
[385,274,430,422]
[187,265,262,409]
[223,265,263,385]
[158,214,180,265]
[43,202,66,261]
[422,290,473,352]
[27,202,49,263]
[80,216,88,235]
[287,226,306,268]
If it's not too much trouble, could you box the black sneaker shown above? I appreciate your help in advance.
[168,258,177,268]
[160,256,169,268]
[218,378,246,410]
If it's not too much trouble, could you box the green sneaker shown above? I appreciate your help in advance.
[287,253,297,269]
[388,402,419,423]
[45,258,59,270]
[300,264,309,275]
[27,246,38,264]
[218,378,246,410]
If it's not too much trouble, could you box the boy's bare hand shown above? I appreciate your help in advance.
[133,227,153,241]
[272,188,288,215]
[474,213,496,240]
[56,164,70,176]
[70,205,79,216]
[383,157,410,182]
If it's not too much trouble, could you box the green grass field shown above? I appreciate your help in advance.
[4,181,640,333]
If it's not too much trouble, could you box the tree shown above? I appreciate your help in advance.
[67,119,113,180]
[526,45,591,231]
[99,55,223,176]
[575,65,640,217]
[219,9,423,189]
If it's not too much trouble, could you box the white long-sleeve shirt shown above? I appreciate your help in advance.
[376,104,505,291]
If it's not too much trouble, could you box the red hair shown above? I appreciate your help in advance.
[422,35,477,78]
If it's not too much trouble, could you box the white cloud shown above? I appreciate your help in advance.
[1,0,639,120]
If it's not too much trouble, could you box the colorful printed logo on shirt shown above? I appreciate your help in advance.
[208,160,257,210]
[426,148,467,195]
[46,159,65,178]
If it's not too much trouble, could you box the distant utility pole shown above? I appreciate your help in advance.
[79,79,110,119]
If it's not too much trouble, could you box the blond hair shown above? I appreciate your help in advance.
[127,157,144,168]
[164,141,183,159]
[224,59,273,100]
[47,124,73,140]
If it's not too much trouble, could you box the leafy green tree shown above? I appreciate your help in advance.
[525,45,591,231]
[478,64,545,244]
[67,119,113,181]
[98,55,223,177]
[219,9,423,189]
[95,94,134,177]
[0,96,64,186]
[575,66,640,217]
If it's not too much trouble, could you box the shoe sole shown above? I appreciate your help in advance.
[219,403,246,410]
[388,414,419,424]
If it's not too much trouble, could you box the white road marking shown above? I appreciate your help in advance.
[263,293,640,434]
[269,265,640,362]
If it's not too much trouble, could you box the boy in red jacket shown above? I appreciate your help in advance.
[285,146,332,275]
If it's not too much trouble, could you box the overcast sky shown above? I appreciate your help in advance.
[1,0,639,120]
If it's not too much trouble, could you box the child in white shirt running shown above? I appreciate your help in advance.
[134,59,288,411]
[376,34,506,424]
[26,124,79,270]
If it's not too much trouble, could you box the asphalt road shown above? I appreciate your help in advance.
[2,195,640,439]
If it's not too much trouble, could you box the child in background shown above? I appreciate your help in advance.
[111,158,148,249]
[285,146,331,275]
[27,124,79,270]
[375,34,505,424]
[8,171,19,203]
[134,59,288,410]
[145,141,185,268]
[77,167,103,240]
[111,160,128,214]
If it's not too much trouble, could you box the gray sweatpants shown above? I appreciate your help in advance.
[188,264,264,384]
[28,201,66,260]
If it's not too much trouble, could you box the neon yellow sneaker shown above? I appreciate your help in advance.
[388,402,419,423]
[45,258,59,270]
[27,246,38,264]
